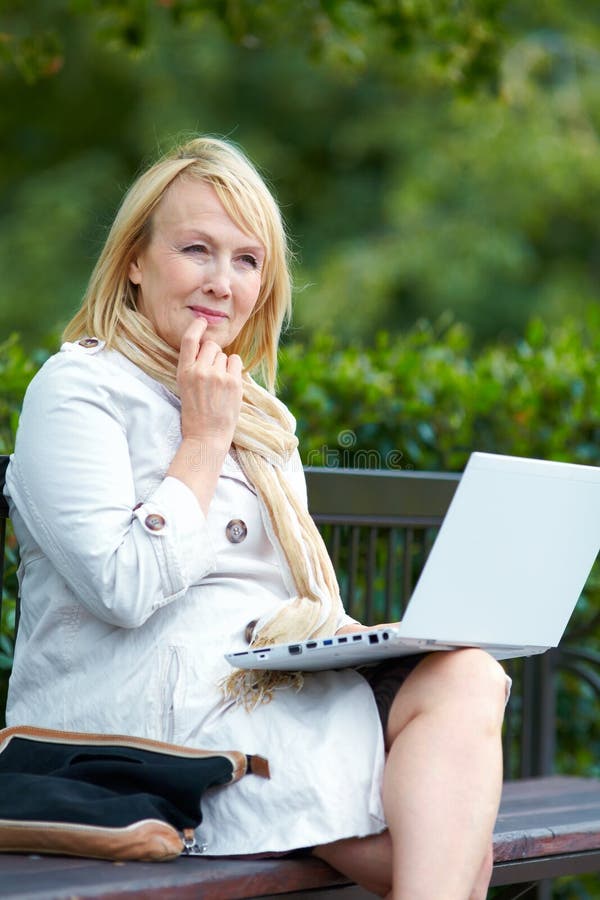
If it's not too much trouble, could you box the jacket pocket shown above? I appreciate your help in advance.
[161,646,184,744]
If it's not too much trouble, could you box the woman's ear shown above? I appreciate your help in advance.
[128,258,142,285]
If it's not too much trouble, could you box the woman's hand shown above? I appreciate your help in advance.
[177,316,243,451]
[167,317,243,514]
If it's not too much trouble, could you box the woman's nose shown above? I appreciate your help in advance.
[202,258,232,299]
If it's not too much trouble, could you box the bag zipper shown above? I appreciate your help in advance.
[181,828,207,856]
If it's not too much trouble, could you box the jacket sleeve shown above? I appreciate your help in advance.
[7,349,217,628]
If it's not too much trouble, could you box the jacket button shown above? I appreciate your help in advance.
[145,513,166,532]
[226,519,247,543]
[78,338,99,348]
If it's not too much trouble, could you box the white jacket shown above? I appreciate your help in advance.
[5,340,386,854]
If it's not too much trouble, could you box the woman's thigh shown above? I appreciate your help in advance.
[385,648,508,748]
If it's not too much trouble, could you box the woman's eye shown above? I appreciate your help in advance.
[240,254,258,269]
[184,244,208,254]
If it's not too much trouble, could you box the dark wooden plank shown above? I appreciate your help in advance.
[0,854,94,876]
[500,775,599,802]
[0,855,347,900]
[491,849,600,886]
[493,777,600,863]
[496,777,600,826]
[2,777,600,899]
[258,888,377,900]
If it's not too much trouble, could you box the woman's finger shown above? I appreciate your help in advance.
[212,351,228,372]
[195,339,227,368]
[179,317,208,368]
[226,353,243,377]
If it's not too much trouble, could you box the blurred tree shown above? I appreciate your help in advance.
[1,1,507,91]
[0,0,599,345]
[301,43,600,341]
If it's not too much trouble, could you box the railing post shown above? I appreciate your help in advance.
[520,652,557,778]
[515,651,557,899]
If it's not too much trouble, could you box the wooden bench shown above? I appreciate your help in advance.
[1,456,600,900]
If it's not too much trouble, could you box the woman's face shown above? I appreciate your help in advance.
[128,178,265,352]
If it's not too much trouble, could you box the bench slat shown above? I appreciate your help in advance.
[304,467,459,523]
[1,777,600,899]
[494,777,600,862]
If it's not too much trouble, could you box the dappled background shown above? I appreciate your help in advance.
[2,1,600,348]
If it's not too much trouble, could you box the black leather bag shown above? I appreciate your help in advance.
[0,725,269,861]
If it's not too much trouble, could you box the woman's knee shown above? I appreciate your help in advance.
[387,648,508,740]
[426,649,508,718]
[428,647,507,694]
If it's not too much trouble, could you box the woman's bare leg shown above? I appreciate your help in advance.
[313,649,506,899]
[313,830,392,896]
[469,844,494,900]
[312,834,493,899]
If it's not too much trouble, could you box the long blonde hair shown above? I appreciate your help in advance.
[63,137,292,390]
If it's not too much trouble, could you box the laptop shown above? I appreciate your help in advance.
[225,452,600,672]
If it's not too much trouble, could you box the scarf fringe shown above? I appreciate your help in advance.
[220,667,305,711]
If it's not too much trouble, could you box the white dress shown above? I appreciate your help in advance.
[4,340,387,854]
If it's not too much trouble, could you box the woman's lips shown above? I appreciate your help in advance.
[188,306,228,324]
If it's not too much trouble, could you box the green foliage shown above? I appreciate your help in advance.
[278,310,600,473]
[1,0,507,89]
[297,47,600,341]
[0,334,50,453]
[2,3,600,347]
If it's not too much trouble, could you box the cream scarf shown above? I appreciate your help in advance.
[113,319,345,708]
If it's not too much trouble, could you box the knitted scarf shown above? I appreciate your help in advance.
[112,313,345,709]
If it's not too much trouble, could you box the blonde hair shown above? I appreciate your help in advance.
[63,137,292,390]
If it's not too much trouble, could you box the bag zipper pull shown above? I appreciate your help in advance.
[181,828,207,856]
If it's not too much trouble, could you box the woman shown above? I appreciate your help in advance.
[4,137,507,899]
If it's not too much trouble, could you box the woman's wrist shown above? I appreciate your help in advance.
[167,436,230,515]
[177,435,230,474]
